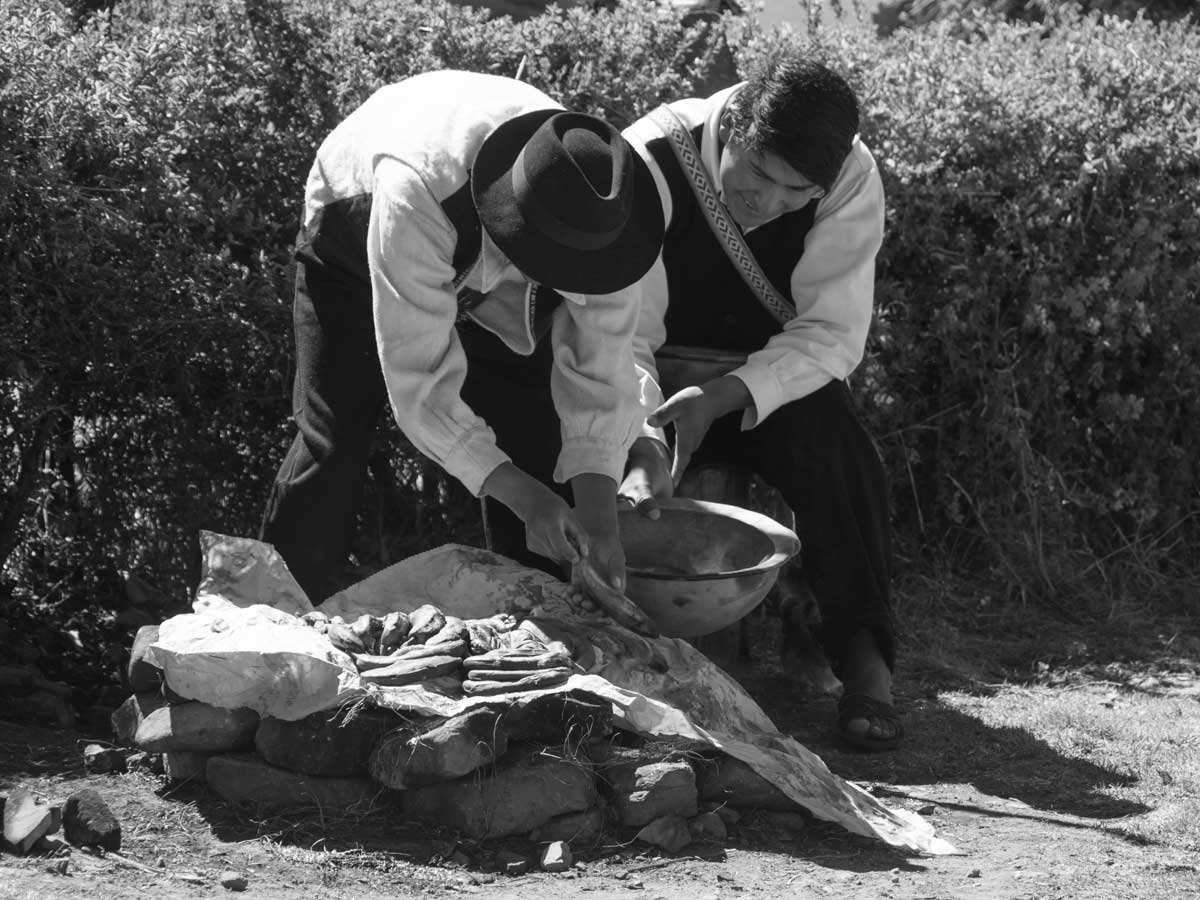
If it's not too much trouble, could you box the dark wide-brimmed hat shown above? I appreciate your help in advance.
[471,109,664,295]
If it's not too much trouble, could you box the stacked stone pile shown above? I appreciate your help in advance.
[99,616,812,862]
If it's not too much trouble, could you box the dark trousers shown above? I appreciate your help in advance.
[261,262,564,601]
[687,382,896,674]
[260,261,387,602]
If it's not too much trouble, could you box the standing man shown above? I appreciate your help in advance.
[619,52,901,751]
[260,70,664,603]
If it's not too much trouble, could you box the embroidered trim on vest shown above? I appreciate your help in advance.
[647,105,796,325]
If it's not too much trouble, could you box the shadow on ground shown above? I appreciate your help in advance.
[736,662,1149,824]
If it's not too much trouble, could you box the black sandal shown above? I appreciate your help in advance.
[836,692,904,752]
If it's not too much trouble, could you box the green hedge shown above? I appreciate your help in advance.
[3,0,1198,643]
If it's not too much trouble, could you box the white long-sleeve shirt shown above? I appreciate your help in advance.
[303,70,643,494]
[622,84,885,436]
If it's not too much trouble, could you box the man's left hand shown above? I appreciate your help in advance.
[647,375,753,486]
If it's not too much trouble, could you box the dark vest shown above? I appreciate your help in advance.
[294,184,561,339]
[643,124,818,352]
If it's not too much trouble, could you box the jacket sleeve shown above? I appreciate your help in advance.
[549,284,645,485]
[732,143,885,429]
[368,158,511,496]
[629,260,672,448]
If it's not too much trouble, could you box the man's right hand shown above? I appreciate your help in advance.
[481,462,586,566]
[618,436,674,519]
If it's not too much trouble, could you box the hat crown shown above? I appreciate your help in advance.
[471,107,664,294]
[512,113,634,251]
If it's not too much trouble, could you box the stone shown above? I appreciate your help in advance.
[498,691,612,745]
[634,815,692,853]
[83,744,127,775]
[163,751,210,783]
[219,870,248,891]
[2,789,56,855]
[711,805,740,827]
[62,789,121,852]
[605,760,697,827]
[135,701,259,753]
[496,849,529,876]
[540,840,573,872]
[688,811,727,842]
[111,693,168,746]
[404,749,597,840]
[255,706,396,777]
[206,754,383,815]
[370,708,507,789]
[761,810,810,832]
[126,751,164,774]
[127,625,163,693]
[694,756,802,812]
[529,807,605,845]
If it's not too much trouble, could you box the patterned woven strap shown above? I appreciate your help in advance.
[647,105,795,325]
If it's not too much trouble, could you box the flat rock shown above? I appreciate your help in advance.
[127,625,163,693]
[63,788,121,852]
[256,706,397,777]
[135,701,259,753]
[404,749,597,839]
[606,759,697,827]
[3,789,56,855]
[695,755,803,811]
[370,708,506,789]
[206,754,383,814]
[529,806,605,845]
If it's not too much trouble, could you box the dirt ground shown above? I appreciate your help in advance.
[3,621,1199,900]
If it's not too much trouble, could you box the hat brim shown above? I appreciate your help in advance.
[471,110,664,295]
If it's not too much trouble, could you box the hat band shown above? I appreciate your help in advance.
[511,147,624,252]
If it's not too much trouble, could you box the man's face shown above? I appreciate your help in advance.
[717,119,825,229]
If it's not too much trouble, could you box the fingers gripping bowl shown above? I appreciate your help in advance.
[618,497,800,638]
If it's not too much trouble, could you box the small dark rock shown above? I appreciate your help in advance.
[62,789,121,852]
[220,870,248,891]
[83,744,127,775]
[496,849,529,876]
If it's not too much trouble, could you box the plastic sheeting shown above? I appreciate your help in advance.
[147,535,957,856]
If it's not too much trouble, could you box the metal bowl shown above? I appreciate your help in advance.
[618,497,800,638]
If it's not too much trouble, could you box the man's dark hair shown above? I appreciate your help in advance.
[725,54,860,193]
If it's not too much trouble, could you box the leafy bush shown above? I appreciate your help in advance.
[3,0,1198,695]
[735,11,1200,602]
[0,0,737,683]
[872,0,1199,37]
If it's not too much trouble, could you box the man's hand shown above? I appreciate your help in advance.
[647,375,753,486]
[618,436,674,519]
[481,463,585,566]
[571,472,626,592]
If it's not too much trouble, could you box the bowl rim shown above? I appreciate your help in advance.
[620,497,800,582]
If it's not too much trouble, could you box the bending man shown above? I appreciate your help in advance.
[261,70,664,603]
